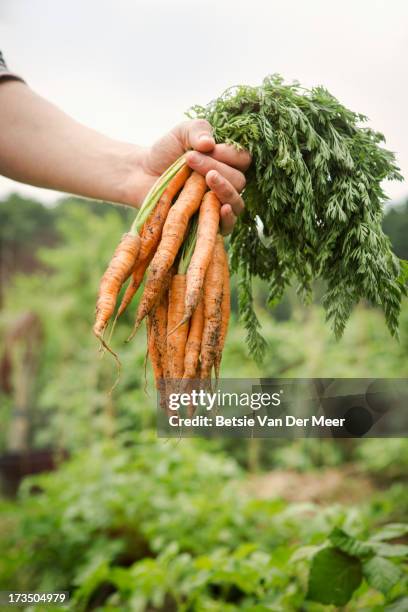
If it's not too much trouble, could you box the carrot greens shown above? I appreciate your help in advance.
[190,74,405,361]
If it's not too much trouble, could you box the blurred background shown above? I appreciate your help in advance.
[0,1,407,610]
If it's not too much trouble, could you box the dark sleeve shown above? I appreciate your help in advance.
[0,51,24,83]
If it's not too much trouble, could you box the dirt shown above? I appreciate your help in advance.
[246,464,375,505]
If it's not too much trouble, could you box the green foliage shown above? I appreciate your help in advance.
[305,526,407,606]
[363,556,402,595]
[191,75,405,359]
[0,193,53,244]
[1,196,408,611]
[1,434,406,610]
[0,204,151,451]
[383,199,408,259]
[355,439,408,479]
[307,547,363,606]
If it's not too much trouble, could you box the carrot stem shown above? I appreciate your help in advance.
[178,217,198,275]
[131,154,187,236]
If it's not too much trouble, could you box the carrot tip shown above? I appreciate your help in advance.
[94,330,121,364]
[107,363,122,396]
[126,323,140,343]
[93,329,122,395]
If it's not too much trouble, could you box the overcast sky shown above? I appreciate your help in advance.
[1,0,407,204]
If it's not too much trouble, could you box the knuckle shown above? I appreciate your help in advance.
[217,177,234,200]
[178,119,191,130]
[194,118,212,132]
[241,150,252,169]
[224,182,235,200]
[175,120,193,147]
[238,173,246,191]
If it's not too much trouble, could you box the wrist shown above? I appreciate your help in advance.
[116,144,150,208]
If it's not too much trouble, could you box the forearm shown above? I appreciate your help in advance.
[0,80,145,206]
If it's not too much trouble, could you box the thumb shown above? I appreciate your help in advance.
[178,119,215,153]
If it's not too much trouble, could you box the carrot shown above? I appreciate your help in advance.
[116,166,191,318]
[182,297,204,417]
[200,235,225,380]
[150,292,168,378]
[94,160,188,343]
[131,172,207,332]
[147,319,162,381]
[182,191,220,325]
[127,264,174,342]
[93,232,140,344]
[139,165,191,263]
[167,274,190,381]
[147,314,167,412]
[183,298,204,379]
[116,253,153,319]
[214,242,230,380]
[150,293,170,413]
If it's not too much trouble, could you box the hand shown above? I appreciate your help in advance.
[136,120,251,235]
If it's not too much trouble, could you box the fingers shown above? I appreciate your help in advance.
[206,170,244,217]
[175,119,215,153]
[186,151,246,193]
[172,119,251,235]
[186,150,247,236]
[174,121,252,171]
[208,143,251,172]
[220,204,237,236]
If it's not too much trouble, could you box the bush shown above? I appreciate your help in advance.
[1,433,406,611]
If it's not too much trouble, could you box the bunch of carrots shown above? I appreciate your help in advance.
[94,74,405,396]
[93,157,230,410]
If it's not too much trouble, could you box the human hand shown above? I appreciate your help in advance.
[133,120,251,235]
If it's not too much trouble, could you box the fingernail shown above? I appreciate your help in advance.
[209,171,219,184]
[199,134,213,141]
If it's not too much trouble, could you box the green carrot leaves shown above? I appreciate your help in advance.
[190,75,404,360]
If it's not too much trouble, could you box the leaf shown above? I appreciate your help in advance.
[307,547,362,606]
[371,524,408,542]
[385,597,408,612]
[397,259,408,288]
[190,75,404,358]
[371,542,408,558]
[291,545,324,562]
[363,556,401,595]
[329,527,373,558]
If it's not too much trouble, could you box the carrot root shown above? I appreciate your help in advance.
[183,191,221,324]
[133,172,207,329]
[200,235,225,381]
[93,232,141,340]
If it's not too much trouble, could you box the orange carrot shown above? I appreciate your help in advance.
[183,296,204,417]
[147,314,168,412]
[132,172,207,332]
[139,165,191,263]
[167,274,190,381]
[147,323,162,381]
[182,191,220,325]
[150,292,168,378]
[117,252,153,318]
[183,298,204,379]
[116,166,191,318]
[200,235,225,380]
[214,243,230,380]
[127,264,174,342]
[93,232,140,344]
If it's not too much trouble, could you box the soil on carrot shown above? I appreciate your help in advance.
[246,465,375,505]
